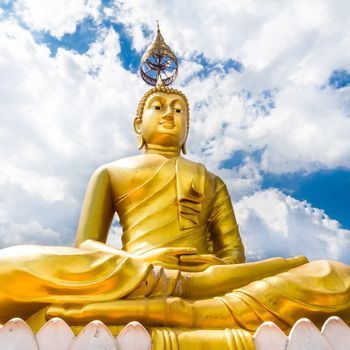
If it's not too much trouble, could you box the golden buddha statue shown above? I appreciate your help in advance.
[0,24,349,349]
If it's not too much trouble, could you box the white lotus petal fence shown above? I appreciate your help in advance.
[0,316,349,349]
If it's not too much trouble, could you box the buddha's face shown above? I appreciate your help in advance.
[135,92,188,150]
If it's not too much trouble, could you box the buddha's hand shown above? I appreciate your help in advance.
[178,254,225,271]
[138,248,226,271]
[138,247,198,267]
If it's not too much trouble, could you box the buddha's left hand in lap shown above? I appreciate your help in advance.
[138,247,226,272]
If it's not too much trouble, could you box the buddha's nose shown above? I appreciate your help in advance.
[162,106,174,120]
[162,113,174,121]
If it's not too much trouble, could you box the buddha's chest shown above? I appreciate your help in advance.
[114,161,216,238]
[109,157,177,205]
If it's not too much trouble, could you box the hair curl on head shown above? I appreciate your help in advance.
[136,86,190,132]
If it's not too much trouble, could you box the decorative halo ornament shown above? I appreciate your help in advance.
[140,22,178,87]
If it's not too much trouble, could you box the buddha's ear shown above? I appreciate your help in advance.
[133,117,142,134]
[181,132,188,154]
[181,122,189,154]
[134,117,145,150]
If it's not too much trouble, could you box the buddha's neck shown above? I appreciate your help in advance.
[145,144,180,158]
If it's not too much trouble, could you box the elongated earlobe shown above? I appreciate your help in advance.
[134,117,146,150]
[137,134,146,150]
[181,128,189,154]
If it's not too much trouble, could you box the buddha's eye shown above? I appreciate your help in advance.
[152,105,161,110]
[175,108,182,113]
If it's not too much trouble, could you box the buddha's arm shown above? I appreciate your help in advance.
[75,166,133,259]
[208,177,245,264]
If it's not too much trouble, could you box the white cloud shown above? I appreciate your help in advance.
[0,19,145,246]
[14,0,101,38]
[106,219,123,248]
[256,85,350,173]
[0,161,67,202]
[0,207,62,247]
[236,189,350,263]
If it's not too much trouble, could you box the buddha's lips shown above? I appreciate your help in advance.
[160,121,175,128]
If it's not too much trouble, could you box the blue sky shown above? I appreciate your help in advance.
[263,169,350,228]
[0,0,349,262]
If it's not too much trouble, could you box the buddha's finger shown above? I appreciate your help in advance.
[200,255,226,264]
[167,247,198,256]
[152,260,209,272]
[153,254,179,265]
[177,264,212,272]
[152,260,182,270]
[180,254,225,265]
[179,255,204,264]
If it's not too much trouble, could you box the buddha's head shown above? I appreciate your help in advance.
[134,86,190,154]
[135,24,189,154]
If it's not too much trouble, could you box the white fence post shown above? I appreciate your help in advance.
[36,318,74,350]
[0,318,38,350]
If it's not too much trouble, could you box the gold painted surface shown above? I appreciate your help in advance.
[1,58,350,349]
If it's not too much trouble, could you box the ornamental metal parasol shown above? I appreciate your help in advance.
[140,22,178,87]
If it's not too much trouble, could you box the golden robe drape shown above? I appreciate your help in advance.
[0,156,349,336]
